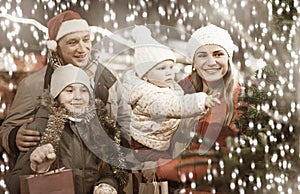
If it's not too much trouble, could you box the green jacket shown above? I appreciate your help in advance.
[8,104,118,194]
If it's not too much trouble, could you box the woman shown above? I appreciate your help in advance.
[8,65,118,194]
[156,24,244,193]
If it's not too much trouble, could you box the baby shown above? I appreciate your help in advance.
[122,26,220,161]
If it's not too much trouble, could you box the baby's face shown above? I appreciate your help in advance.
[144,60,175,87]
[58,83,90,115]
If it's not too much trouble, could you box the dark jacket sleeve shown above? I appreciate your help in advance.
[96,163,119,191]
[131,138,172,162]
[7,108,48,194]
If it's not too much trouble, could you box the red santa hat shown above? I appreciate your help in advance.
[46,10,90,51]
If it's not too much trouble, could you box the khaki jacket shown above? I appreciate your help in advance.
[0,66,47,158]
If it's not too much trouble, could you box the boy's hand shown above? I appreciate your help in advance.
[30,143,56,173]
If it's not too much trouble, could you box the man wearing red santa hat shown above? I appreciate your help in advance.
[0,10,130,182]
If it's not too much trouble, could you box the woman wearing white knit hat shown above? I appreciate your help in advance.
[122,25,220,163]
[156,24,244,193]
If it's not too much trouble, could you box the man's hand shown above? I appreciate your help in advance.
[16,118,40,152]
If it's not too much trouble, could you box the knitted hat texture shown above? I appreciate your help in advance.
[132,25,176,78]
[187,24,234,62]
[50,64,92,98]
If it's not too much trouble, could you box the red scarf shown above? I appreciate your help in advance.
[178,75,243,148]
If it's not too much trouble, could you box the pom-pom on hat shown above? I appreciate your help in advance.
[46,10,90,51]
[132,25,176,78]
[187,24,234,63]
[50,64,92,98]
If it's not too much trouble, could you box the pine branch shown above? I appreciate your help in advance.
[39,105,68,153]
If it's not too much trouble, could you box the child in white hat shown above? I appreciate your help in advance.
[8,65,118,194]
[122,26,221,162]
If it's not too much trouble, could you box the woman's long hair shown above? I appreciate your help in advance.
[190,60,238,126]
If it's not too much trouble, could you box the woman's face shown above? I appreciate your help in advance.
[193,44,229,83]
[58,83,90,114]
[144,60,175,87]
[57,31,92,67]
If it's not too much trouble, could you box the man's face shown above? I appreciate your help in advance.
[57,31,91,67]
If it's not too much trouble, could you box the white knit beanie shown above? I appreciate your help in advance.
[50,64,92,98]
[132,25,176,78]
[187,24,234,62]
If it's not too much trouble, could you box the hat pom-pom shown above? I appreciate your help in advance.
[132,25,152,44]
[47,40,57,51]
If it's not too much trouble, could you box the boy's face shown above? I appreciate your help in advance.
[57,31,92,67]
[144,60,175,87]
[58,83,90,115]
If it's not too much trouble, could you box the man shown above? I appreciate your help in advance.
[0,10,130,166]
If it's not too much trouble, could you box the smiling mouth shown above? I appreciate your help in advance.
[204,66,222,72]
[71,103,83,106]
[75,55,87,60]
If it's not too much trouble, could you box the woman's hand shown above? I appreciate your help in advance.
[30,143,56,173]
[93,183,117,194]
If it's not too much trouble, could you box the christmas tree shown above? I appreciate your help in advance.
[176,1,300,193]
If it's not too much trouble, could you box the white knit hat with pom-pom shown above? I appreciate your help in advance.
[132,25,176,78]
[187,24,235,62]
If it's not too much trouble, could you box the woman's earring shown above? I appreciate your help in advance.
[192,67,196,72]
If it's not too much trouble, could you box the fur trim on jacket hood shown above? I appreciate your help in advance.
[39,90,129,187]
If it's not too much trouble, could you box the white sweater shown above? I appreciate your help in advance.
[122,70,208,150]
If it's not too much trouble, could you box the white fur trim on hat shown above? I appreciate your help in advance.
[187,24,235,62]
[132,25,176,78]
[55,19,90,40]
[46,40,58,51]
[50,64,92,98]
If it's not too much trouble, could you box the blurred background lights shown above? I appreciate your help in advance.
[0,0,299,193]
